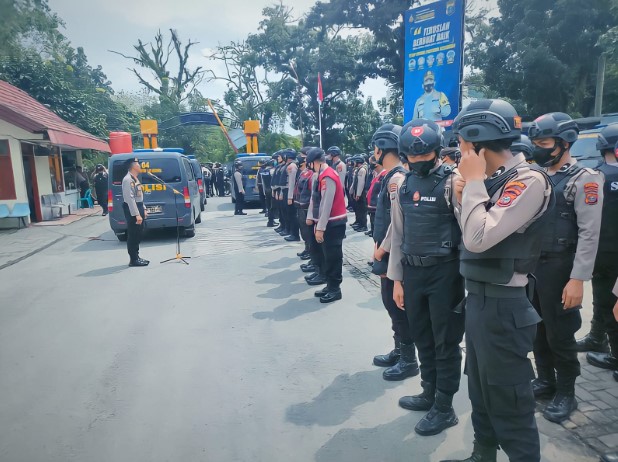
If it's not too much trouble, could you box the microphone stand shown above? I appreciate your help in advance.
[145,171,191,265]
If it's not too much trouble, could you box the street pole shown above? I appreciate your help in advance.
[288,61,305,143]
[594,53,606,117]
[318,103,323,149]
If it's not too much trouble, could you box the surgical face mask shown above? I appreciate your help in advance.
[408,155,437,177]
[532,140,565,167]
[424,84,434,93]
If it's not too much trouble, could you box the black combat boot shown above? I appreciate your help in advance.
[307,274,327,286]
[399,381,435,411]
[373,337,401,367]
[320,287,342,303]
[586,352,618,370]
[440,441,498,462]
[383,342,419,381]
[532,367,556,399]
[543,390,577,423]
[414,390,458,436]
[576,321,609,353]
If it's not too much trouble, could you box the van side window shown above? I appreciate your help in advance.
[184,158,195,181]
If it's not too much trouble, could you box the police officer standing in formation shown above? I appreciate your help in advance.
[511,135,535,164]
[256,159,268,214]
[273,151,288,236]
[232,160,246,216]
[284,149,301,242]
[368,123,420,384]
[267,154,279,228]
[259,158,275,226]
[527,113,603,423]
[326,146,347,190]
[366,153,385,238]
[306,147,347,303]
[350,155,369,232]
[295,148,314,259]
[440,147,460,167]
[122,158,149,267]
[578,124,618,357]
[383,119,464,436]
[442,99,552,462]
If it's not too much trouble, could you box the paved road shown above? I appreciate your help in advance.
[0,197,601,462]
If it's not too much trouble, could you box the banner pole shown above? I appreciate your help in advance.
[318,103,323,149]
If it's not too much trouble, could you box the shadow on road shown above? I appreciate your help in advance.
[356,295,384,312]
[253,296,327,321]
[255,268,301,285]
[78,265,128,277]
[286,370,400,427]
[257,282,308,300]
[314,413,448,462]
[260,256,298,270]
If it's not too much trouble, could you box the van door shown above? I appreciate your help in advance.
[181,157,200,217]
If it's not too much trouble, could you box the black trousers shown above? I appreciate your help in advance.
[532,253,582,390]
[403,259,465,395]
[465,282,541,462]
[321,223,345,289]
[234,192,245,214]
[96,187,108,213]
[258,187,266,210]
[297,208,311,250]
[266,191,277,222]
[354,193,367,227]
[592,252,618,353]
[381,276,413,345]
[287,203,299,238]
[218,181,225,197]
[123,202,144,262]
[309,225,323,270]
[277,194,287,230]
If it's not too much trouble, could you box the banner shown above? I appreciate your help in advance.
[403,0,465,128]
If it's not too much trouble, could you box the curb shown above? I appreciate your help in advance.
[0,235,66,271]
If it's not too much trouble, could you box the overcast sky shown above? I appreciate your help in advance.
[48,0,498,113]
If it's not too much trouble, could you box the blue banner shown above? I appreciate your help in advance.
[403,0,465,128]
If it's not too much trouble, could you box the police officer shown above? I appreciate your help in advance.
[528,112,603,423]
[442,99,552,462]
[259,159,275,226]
[368,124,419,383]
[413,70,451,121]
[267,154,279,228]
[306,147,347,303]
[232,160,246,216]
[581,125,618,372]
[272,151,287,235]
[440,147,461,167]
[326,146,347,188]
[345,157,355,211]
[295,149,314,259]
[256,159,268,213]
[511,134,534,164]
[351,155,368,232]
[122,158,149,267]
[366,154,384,238]
[283,149,301,242]
[382,120,464,436]
[578,124,618,354]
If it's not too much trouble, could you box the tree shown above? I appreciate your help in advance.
[467,0,617,117]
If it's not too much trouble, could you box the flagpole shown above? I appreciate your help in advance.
[318,102,323,149]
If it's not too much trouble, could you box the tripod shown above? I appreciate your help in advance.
[146,172,192,265]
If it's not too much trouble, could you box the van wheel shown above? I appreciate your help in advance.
[116,233,127,242]
[184,226,196,238]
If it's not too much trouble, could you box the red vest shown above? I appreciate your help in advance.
[312,166,347,223]
[367,169,387,211]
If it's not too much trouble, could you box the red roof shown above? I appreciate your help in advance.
[0,80,110,152]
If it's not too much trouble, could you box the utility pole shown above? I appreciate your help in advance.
[594,53,606,117]
[288,61,305,143]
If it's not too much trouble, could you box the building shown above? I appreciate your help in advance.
[0,80,110,227]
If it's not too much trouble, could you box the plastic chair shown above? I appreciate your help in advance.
[0,204,9,219]
[79,189,94,209]
[8,203,30,228]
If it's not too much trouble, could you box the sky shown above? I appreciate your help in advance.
[47,0,499,118]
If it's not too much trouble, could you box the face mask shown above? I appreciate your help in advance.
[408,156,437,177]
[326,159,333,167]
[532,141,565,167]
[424,84,434,93]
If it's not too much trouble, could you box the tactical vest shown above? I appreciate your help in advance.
[399,165,460,257]
[373,167,405,246]
[311,167,347,227]
[232,171,244,195]
[540,164,583,254]
[459,164,554,285]
[260,168,272,191]
[368,170,386,211]
[280,163,290,191]
[352,166,368,195]
[272,165,282,189]
[597,162,618,252]
[294,169,313,208]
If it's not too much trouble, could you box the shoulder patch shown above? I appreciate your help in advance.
[337,165,343,172]
[389,182,398,193]
[584,182,599,205]
[497,181,527,207]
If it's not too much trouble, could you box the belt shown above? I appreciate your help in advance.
[403,254,457,267]
[465,280,526,298]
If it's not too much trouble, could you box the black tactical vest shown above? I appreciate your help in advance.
[352,166,367,194]
[459,164,554,285]
[597,162,618,252]
[280,163,290,191]
[373,167,405,246]
[295,171,313,208]
[368,173,383,210]
[272,165,282,188]
[399,164,460,257]
[260,168,272,191]
[540,164,582,254]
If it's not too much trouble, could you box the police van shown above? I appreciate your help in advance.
[107,149,202,240]
[230,153,271,204]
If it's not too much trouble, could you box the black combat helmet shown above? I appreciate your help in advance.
[234,160,243,169]
[300,146,314,155]
[399,118,443,156]
[511,134,534,161]
[596,123,618,151]
[306,147,326,163]
[283,148,297,160]
[453,99,522,142]
[326,146,342,157]
[528,112,579,144]
[372,124,402,155]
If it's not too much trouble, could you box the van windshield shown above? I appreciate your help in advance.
[112,158,182,185]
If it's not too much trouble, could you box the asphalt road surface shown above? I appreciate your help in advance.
[0,197,599,462]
